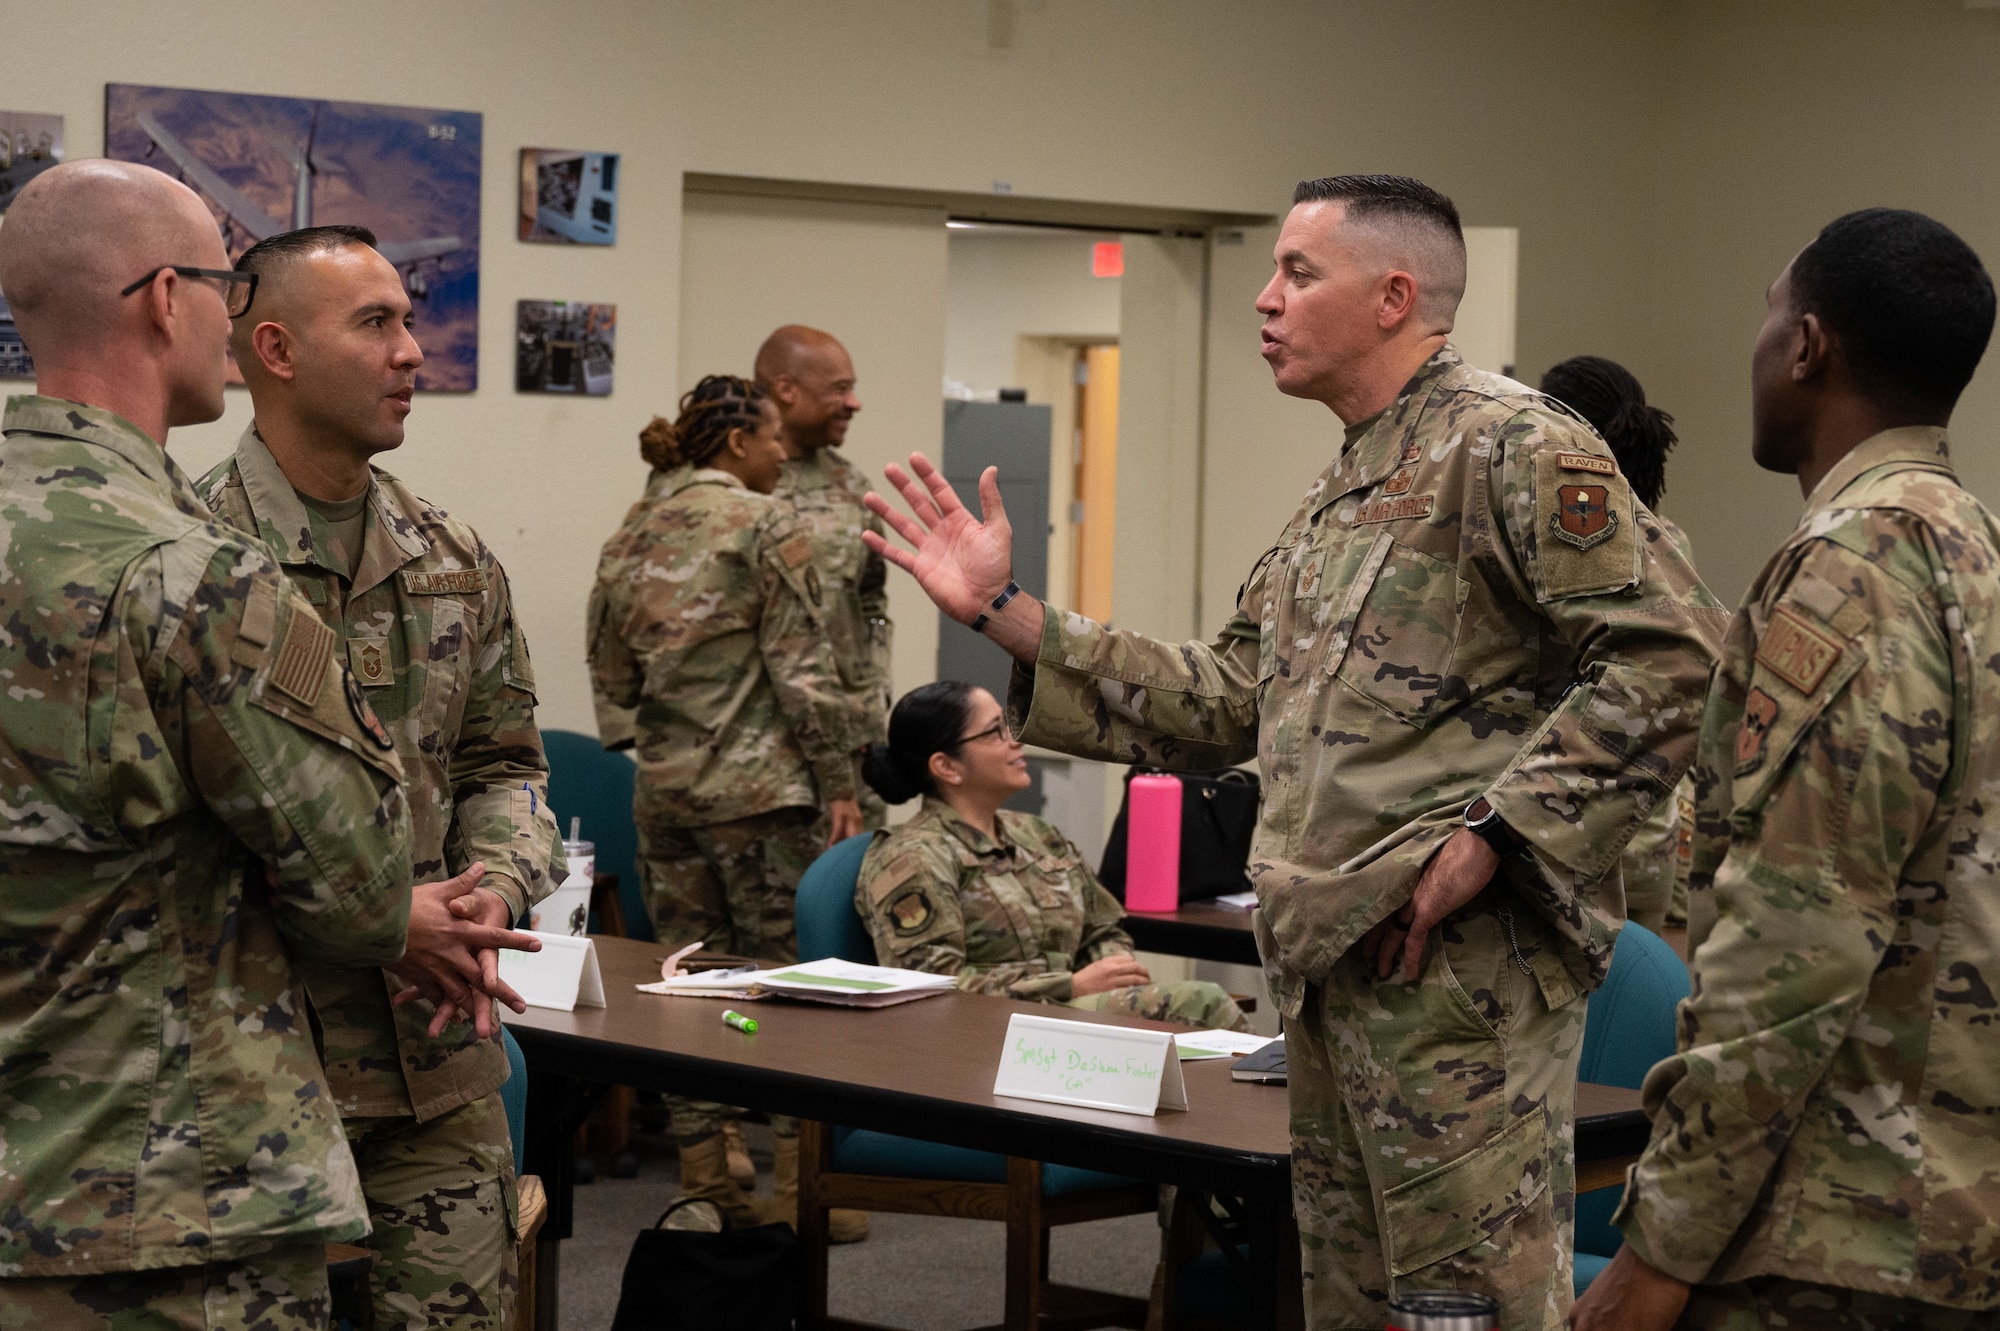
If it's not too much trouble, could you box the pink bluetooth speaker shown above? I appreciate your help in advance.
[1124,774,1183,912]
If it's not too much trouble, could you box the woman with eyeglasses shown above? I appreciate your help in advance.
[857,681,1248,1031]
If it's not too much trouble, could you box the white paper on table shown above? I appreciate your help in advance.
[1173,1029,1275,1060]
[992,1012,1188,1116]
[497,931,606,1012]
[753,956,956,999]
[1211,891,1259,912]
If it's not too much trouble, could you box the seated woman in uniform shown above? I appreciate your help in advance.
[856,681,1249,1031]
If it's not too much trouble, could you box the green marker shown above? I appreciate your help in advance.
[722,1009,758,1034]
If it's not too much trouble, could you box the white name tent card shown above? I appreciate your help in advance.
[498,931,606,1012]
[992,1012,1188,1116]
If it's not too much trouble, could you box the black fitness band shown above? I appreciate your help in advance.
[969,580,1023,635]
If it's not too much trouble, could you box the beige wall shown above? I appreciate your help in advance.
[4,0,1672,735]
[1646,0,2000,605]
[944,231,1120,393]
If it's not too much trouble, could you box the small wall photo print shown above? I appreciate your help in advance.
[517,300,615,395]
[519,149,618,245]
[0,111,64,215]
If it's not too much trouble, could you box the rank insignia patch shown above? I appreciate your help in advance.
[888,888,935,936]
[348,638,392,688]
[1756,607,1842,695]
[1550,484,1619,550]
[1737,687,1779,772]
[1383,469,1416,496]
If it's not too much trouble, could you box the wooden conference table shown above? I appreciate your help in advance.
[505,934,1646,1330]
[1119,901,1263,967]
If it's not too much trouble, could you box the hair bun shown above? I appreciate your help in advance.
[639,415,682,469]
[860,741,924,805]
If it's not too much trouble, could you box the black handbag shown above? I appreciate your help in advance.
[609,1198,801,1331]
[1098,767,1261,903]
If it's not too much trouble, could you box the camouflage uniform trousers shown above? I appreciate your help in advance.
[1288,905,1585,1331]
[0,1241,329,1330]
[640,804,826,1144]
[343,1093,516,1331]
[1681,1277,2000,1330]
[1068,980,1250,1032]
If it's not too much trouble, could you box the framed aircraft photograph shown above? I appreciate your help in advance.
[515,300,615,396]
[104,84,482,391]
[518,149,619,245]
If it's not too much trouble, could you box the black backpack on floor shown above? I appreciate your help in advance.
[610,1198,800,1331]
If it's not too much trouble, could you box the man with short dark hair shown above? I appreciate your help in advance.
[197,224,562,1330]
[1574,209,2000,1331]
[867,174,1725,1327]
[0,163,414,1326]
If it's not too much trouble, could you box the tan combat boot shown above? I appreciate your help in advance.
[722,1119,757,1189]
[677,1132,762,1231]
[766,1134,871,1243]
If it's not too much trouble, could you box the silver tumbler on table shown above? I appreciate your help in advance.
[1385,1289,1500,1331]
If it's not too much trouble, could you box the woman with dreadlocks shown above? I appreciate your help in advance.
[1540,355,1695,937]
[586,374,868,1239]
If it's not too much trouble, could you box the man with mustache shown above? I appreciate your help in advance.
[198,225,562,1331]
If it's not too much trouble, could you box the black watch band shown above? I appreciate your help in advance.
[969,579,1022,635]
[1463,796,1525,856]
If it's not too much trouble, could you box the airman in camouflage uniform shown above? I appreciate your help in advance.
[857,798,1248,1029]
[1622,519,1699,936]
[1581,212,2000,1330]
[0,160,413,1328]
[197,228,561,1330]
[869,181,1723,1328]
[588,460,859,1146]
[760,325,895,827]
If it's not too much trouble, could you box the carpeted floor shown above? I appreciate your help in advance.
[555,1122,1160,1329]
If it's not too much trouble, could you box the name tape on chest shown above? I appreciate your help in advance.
[1556,452,1617,475]
[269,608,335,707]
[401,568,490,596]
[1353,494,1434,525]
[1756,606,1843,694]
[778,534,815,569]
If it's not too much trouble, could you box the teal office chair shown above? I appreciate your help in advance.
[1572,921,1690,1295]
[792,834,1155,1331]
[541,728,646,941]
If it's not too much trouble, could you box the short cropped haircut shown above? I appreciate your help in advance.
[233,224,378,279]
[1293,174,1466,323]
[1789,208,1995,415]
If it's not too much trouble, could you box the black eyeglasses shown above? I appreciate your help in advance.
[954,717,1014,748]
[121,266,259,318]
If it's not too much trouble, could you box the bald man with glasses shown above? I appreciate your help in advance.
[0,160,420,1326]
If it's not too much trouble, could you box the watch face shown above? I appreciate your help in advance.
[1465,796,1494,824]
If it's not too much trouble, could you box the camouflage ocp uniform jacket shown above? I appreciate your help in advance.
[0,397,413,1275]
[775,446,893,747]
[1621,517,1700,934]
[1615,428,2000,1309]
[1008,346,1727,1016]
[587,466,858,826]
[856,797,1132,1001]
[199,426,561,1123]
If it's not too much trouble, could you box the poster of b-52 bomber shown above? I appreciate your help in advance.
[104,84,481,392]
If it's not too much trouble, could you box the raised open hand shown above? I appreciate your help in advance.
[862,453,1015,626]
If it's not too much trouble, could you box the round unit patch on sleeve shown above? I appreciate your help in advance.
[344,668,398,751]
[886,887,936,937]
